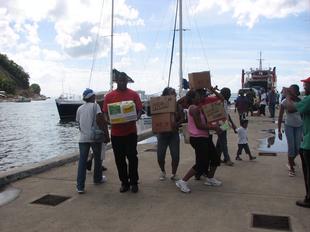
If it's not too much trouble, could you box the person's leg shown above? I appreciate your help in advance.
[293,126,303,163]
[262,105,266,116]
[77,143,91,191]
[215,135,223,160]
[285,125,297,175]
[219,131,232,164]
[101,143,107,171]
[176,137,206,193]
[126,133,139,189]
[168,132,180,177]
[296,149,310,207]
[236,144,243,160]
[91,142,103,183]
[157,133,169,175]
[205,137,222,186]
[244,144,256,160]
[111,136,129,188]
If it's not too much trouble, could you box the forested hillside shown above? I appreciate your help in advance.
[0,53,32,95]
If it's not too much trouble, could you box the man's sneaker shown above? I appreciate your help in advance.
[288,170,296,177]
[235,156,242,161]
[170,174,179,181]
[225,160,234,166]
[176,180,191,193]
[249,156,256,160]
[120,185,130,193]
[131,184,139,193]
[76,188,85,194]
[205,177,222,187]
[159,171,166,181]
[296,198,310,208]
[94,175,107,184]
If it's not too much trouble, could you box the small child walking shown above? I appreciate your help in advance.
[235,120,256,161]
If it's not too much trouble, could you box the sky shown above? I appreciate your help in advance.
[0,0,310,97]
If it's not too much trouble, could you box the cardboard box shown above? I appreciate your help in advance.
[201,100,226,126]
[108,101,137,124]
[150,95,176,114]
[188,71,211,89]
[152,113,175,133]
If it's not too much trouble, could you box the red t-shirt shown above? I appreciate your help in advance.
[103,88,143,136]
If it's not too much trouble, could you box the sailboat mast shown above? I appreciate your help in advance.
[110,0,114,91]
[178,0,183,97]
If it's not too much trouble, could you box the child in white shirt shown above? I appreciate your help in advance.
[236,120,256,161]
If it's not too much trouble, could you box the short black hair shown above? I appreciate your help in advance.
[240,119,248,126]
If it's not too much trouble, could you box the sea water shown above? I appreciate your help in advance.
[0,99,153,172]
[0,99,79,172]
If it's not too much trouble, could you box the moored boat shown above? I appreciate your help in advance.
[55,94,84,121]
[241,52,277,92]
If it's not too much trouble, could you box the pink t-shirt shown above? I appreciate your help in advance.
[187,105,209,138]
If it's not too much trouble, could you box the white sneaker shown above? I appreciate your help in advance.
[176,180,191,193]
[159,171,166,181]
[95,175,107,184]
[205,177,222,186]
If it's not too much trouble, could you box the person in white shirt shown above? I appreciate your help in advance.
[235,120,256,161]
[76,88,107,194]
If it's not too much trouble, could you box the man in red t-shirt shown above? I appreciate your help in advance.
[103,71,142,193]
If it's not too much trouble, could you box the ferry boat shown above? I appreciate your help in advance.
[241,52,277,92]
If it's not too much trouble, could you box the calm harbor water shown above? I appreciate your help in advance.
[0,99,80,172]
[0,99,153,172]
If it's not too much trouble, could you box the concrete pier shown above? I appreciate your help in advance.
[0,114,309,232]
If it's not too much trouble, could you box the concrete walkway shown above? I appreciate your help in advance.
[0,114,309,232]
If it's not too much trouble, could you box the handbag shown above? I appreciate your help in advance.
[91,103,107,143]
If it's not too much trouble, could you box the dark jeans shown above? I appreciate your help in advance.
[268,104,276,118]
[190,136,220,176]
[216,131,231,161]
[77,142,102,190]
[111,133,138,186]
[237,143,251,156]
[259,104,266,116]
[157,131,180,169]
[300,149,310,199]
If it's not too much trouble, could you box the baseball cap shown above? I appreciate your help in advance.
[301,77,310,83]
[82,88,95,100]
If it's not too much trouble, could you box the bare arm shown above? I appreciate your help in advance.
[277,105,284,140]
[208,86,225,101]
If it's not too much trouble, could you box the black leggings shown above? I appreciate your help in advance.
[190,136,220,176]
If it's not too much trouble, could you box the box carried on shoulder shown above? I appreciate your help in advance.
[188,71,211,90]
[108,101,137,124]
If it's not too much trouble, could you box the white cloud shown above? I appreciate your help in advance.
[192,0,310,28]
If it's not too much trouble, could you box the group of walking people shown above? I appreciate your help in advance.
[75,71,310,208]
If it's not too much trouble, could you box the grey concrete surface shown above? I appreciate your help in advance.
[0,116,310,232]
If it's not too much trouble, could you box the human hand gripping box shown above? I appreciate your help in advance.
[108,101,137,124]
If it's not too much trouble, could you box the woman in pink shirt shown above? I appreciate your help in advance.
[176,89,222,193]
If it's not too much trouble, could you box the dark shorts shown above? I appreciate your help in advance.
[190,136,220,175]
[237,143,251,155]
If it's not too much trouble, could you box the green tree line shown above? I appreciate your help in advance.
[0,53,34,94]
